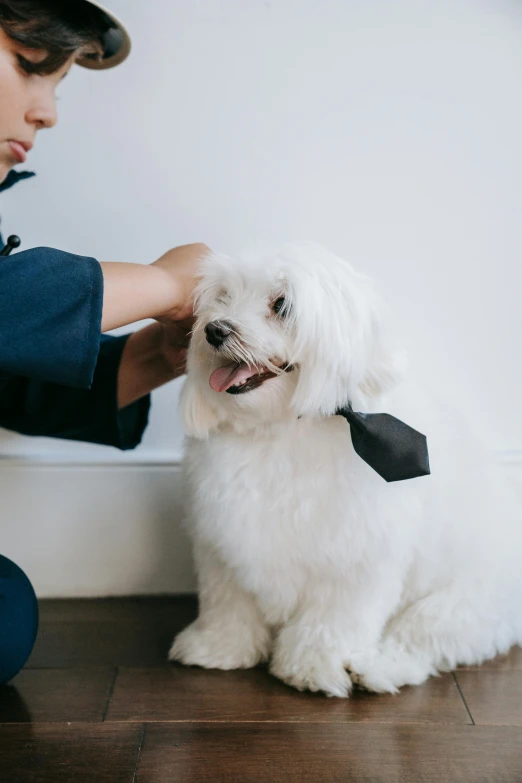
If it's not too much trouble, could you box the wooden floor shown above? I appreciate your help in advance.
[1,597,522,782]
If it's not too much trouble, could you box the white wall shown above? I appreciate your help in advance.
[1,0,521,595]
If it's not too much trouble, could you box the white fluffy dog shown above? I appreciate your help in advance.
[169,241,522,698]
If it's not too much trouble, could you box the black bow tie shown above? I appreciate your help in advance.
[336,405,430,482]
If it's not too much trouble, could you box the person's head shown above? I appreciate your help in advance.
[0,0,129,184]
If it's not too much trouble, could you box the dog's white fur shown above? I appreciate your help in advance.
[169,241,522,697]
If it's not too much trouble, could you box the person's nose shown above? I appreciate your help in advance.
[26,86,58,130]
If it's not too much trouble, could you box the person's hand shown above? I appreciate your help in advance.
[152,242,209,324]
[156,321,193,378]
[117,321,194,408]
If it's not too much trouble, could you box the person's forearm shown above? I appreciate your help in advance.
[100,243,208,333]
[100,263,175,332]
[117,324,186,409]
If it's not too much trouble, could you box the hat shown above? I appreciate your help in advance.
[76,0,131,70]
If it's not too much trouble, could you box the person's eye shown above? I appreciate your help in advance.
[272,296,287,317]
[16,54,31,73]
[16,54,38,74]
[16,50,47,75]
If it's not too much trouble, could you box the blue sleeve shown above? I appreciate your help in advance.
[0,335,150,450]
[0,244,150,449]
[0,246,103,387]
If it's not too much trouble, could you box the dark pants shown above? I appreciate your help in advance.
[0,555,38,684]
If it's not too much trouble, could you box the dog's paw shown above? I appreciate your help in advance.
[169,619,269,670]
[348,643,435,694]
[349,664,400,694]
[270,643,352,698]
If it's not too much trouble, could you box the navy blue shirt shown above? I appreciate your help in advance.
[0,171,150,449]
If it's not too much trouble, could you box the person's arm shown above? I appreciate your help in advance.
[0,242,207,388]
[116,322,190,409]
[100,243,207,332]
[0,241,207,449]
[0,334,150,450]
[0,322,191,449]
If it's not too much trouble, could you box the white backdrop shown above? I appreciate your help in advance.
[1,0,521,594]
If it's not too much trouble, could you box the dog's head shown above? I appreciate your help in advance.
[181,242,405,437]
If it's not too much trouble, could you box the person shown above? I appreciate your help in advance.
[0,0,207,684]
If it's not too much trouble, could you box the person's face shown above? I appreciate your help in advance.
[0,26,75,183]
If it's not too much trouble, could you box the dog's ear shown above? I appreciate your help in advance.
[179,373,221,438]
[351,283,407,401]
[290,257,405,414]
[358,322,407,399]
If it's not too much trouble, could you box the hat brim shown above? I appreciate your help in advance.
[76,0,131,70]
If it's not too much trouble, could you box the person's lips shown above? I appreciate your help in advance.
[8,140,32,163]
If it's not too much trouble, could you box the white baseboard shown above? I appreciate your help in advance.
[0,449,184,468]
[0,463,196,598]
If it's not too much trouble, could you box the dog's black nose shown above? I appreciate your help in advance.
[205,321,232,348]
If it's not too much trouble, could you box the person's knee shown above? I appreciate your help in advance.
[0,555,39,684]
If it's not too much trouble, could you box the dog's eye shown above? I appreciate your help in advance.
[216,290,230,305]
[272,297,287,317]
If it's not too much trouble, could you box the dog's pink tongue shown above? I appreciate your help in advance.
[209,362,257,392]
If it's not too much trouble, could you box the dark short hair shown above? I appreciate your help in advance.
[0,0,110,74]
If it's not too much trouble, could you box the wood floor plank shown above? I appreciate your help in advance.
[136,722,522,783]
[27,622,174,668]
[0,669,114,722]
[0,722,142,783]
[10,599,522,782]
[28,598,197,669]
[37,596,197,625]
[455,670,522,726]
[106,665,470,724]
[458,646,522,672]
